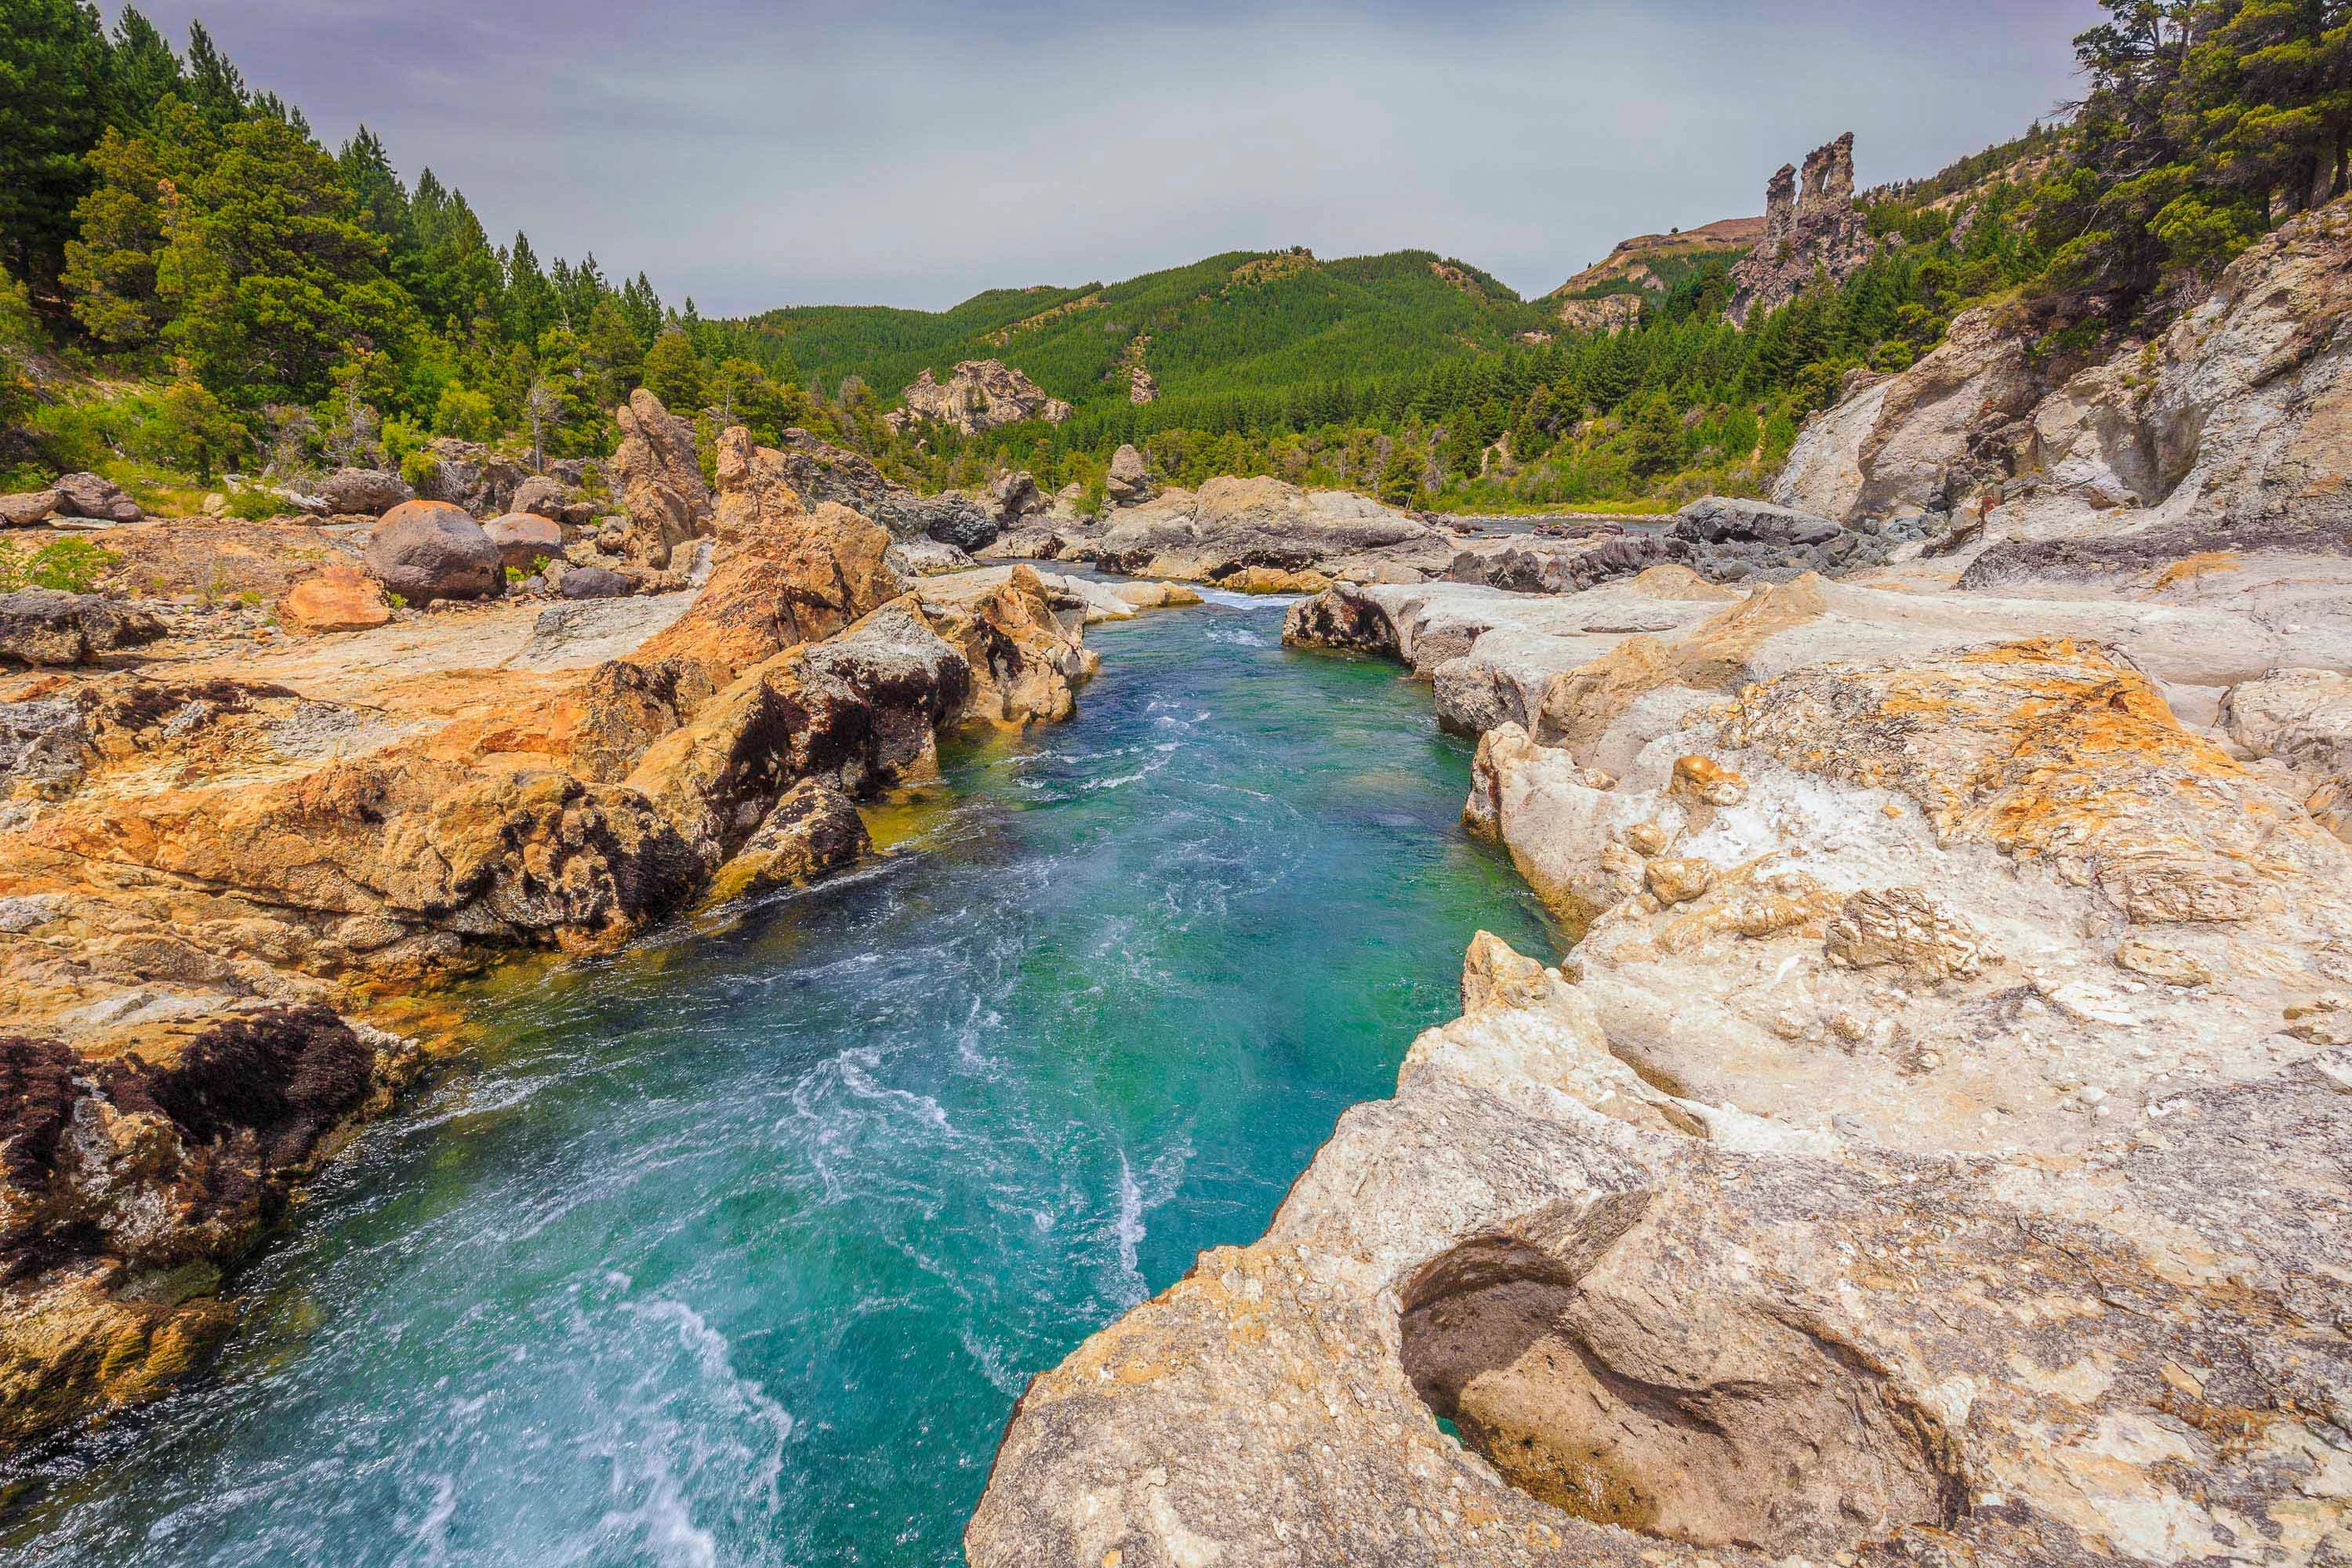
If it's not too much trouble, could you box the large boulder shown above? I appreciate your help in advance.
[0,589,166,666]
[913,564,1098,725]
[481,512,565,571]
[557,565,633,600]
[1671,495,1841,546]
[314,468,412,517]
[702,777,872,904]
[361,500,503,604]
[610,389,713,565]
[1105,443,1152,505]
[277,563,392,634]
[49,473,142,524]
[509,474,570,521]
[991,470,1045,524]
[0,491,60,528]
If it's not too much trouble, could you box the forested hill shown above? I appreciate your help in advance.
[728,249,1557,430]
[8,2,2347,522]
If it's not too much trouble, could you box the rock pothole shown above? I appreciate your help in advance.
[1398,1209,1963,1555]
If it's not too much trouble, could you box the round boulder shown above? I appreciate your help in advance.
[557,566,633,600]
[362,500,503,604]
[481,511,566,572]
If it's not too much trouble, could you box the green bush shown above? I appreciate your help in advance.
[224,486,299,521]
[400,448,441,492]
[0,538,122,593]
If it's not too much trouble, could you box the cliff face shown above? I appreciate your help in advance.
[1726,132,1878,325]
[1774,196,2352,579]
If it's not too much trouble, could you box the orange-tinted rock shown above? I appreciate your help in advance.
[278,563,392,634]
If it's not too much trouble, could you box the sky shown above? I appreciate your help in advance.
[123,1,2103,316]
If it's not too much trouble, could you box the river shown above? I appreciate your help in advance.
[1,591,1552,1566]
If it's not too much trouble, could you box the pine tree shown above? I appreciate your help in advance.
[62,97,218,346]
[0,0,113,289]
[583,296,644,408]
[337,128,412,257]
[159,115,406,402]
[180,20,247,126]
[105,7,186,128]
[503,231,557,346]
[642,327,706,412]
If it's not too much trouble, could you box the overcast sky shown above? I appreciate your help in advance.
[124,1,2100,315]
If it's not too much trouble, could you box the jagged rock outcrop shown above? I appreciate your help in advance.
[1105,443,1152,505]
[0,590,167,666]
[1726,132,1877,326]
[1553,292,1645,333]
[891,359,1073,435]
[609,388,714,566]
[1774,305,2045,525]
[410,439,524,517]
[987,569,2352,1568]
[767,427,999,550]
[1128,365,1158,405]
[1777,194,2352,564]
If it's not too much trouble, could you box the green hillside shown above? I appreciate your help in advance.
[726,249,1556,428]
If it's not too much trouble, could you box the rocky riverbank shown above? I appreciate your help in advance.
[0,423,1132,1454]
[972,562,2352,1568]
[967,201,2352,1566]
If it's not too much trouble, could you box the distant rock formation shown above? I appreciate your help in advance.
[1546,215,1765,303]
[1726,132,1876,325]
[1129,365,1159,405]
[1554,294,1644,335]
[889,359,1073,435]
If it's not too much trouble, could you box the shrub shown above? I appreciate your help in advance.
[0,538,123,593]
[399,448,441,493]
[224,487,299,521]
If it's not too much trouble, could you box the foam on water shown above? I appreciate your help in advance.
[2,595,1551,1567]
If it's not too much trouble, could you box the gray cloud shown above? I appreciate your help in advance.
[123,1,2100,313]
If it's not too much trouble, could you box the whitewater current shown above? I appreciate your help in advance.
[2,591,1552,1566]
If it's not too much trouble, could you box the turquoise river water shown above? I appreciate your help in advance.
[1,591,1552,1566]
